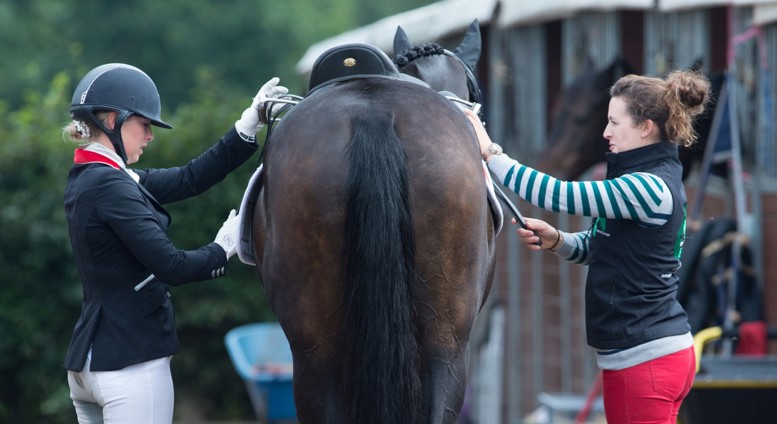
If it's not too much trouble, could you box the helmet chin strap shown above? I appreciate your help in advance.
[93,109,132,164]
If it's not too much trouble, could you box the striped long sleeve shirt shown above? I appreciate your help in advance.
[486,143,692,368]
[486,154,674,265]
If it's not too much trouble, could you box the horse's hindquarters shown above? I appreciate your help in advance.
[254,79,495,423]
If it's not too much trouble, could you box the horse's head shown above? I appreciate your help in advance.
[677,58,725,180]
[392,20,482,104]
[536,55,637,180]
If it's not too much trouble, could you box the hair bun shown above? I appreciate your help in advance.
[667,70,711,113]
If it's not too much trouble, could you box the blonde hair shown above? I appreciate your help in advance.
[62,110,112,142]
[610,70,711,148]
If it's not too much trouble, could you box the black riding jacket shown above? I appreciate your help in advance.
[64,128,256,372]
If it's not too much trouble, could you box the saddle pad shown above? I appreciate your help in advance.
[237,165,263,266]
[484,162,504,235]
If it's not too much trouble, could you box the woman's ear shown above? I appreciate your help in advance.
[641,119,657,139]
[104,111,118,131]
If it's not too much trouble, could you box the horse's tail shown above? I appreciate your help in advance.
[343,112,421,423]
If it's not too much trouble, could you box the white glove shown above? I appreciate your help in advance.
[214,209,240,259]
[234,77,289,142]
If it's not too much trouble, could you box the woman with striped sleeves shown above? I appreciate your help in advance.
[465,69,711,424]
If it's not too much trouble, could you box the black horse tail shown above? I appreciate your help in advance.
[343,112,421,423]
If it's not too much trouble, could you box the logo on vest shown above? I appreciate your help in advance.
[593,217,611,237]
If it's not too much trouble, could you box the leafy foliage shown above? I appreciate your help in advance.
[0,0,437,111]
[0,0,437,421]
[0,72,83,423]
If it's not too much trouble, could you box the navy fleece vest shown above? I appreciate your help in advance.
[585,142,690,350]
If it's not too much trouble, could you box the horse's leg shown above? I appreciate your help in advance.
[288,342,344,423]
[278,271,346,423]
[414,202,495,423]
[260,260,347,423]
[255,168,349,423]
[417,271,491,423]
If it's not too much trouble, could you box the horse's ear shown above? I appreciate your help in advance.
[689,57,704,72]
[603,54,635,86]
[453,19,481,69]
[393,26,412,56]
[581,55,596,72]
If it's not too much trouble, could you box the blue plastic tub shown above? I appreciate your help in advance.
[224,322,296,422]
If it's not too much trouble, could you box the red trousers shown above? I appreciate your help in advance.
[602,346,695,424]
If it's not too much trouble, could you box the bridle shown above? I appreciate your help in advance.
[442,49,483,107]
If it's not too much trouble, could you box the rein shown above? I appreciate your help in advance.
[442,49,483,107]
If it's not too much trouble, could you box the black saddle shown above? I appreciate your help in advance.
[307,43,403,94]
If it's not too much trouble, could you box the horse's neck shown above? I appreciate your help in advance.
[398,73,429,88]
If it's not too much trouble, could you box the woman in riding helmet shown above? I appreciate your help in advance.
[63,63,287,423]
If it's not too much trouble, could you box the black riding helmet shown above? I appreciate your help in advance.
[70,63,172,163]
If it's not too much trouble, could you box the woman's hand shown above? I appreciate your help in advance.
[234,77,288,142]
[463,109,495,160]
[517,217,562,251]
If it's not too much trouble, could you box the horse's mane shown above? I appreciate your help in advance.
[393,43,444,68]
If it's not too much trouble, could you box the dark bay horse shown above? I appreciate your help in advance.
[251,20,495,423]
[536,56,720,181]
[534,56,637,180]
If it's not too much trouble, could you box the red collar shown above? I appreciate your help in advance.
[73,148,121,170]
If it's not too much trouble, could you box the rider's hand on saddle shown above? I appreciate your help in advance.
[214,209,240,259]
[234,77,289,142]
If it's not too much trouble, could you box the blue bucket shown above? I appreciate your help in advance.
[224,322,296,422]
